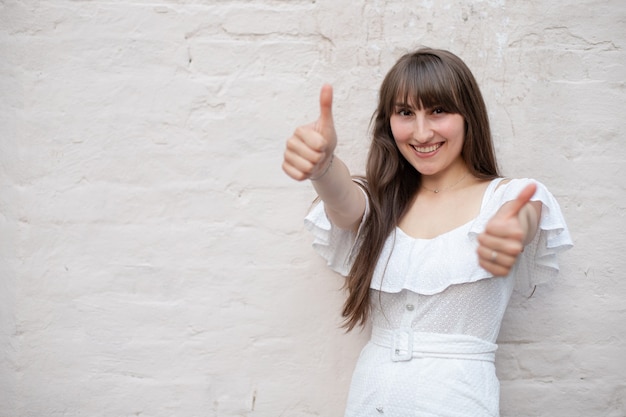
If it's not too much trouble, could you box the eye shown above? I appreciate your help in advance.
[432,107,446,115]
[395,107,413,116]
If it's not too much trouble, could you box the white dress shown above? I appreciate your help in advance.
[304,178,573,417]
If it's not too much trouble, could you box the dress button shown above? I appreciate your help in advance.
[406,304,414,311]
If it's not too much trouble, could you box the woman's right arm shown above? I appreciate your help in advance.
[282,85,366,231]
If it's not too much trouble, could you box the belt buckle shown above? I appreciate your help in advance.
[391,328,413,362]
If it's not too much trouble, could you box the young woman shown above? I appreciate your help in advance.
[282,48,572,417]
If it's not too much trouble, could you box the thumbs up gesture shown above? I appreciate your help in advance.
[283,84,337,181]
[477,183,540,277]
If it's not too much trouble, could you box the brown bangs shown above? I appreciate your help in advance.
[384,52,463,115]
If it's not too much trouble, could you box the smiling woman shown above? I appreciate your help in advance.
[390,104,466,181]
[282,48,572,417]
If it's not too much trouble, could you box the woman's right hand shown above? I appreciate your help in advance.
[282,84,337,181]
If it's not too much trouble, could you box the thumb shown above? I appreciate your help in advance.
[316,84,334,133]
[502,183,537,219]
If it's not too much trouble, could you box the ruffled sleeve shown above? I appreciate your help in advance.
[468,178,573,294]
[303,182,369,276]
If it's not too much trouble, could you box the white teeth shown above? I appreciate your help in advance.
[413,143,442,153]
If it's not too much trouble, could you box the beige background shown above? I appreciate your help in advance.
[1,0,625,416]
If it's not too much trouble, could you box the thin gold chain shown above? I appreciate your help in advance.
[421,172,468,193]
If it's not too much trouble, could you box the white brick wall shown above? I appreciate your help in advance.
[1,1,624,416]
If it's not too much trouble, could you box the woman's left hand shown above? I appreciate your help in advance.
[477,183,538,277]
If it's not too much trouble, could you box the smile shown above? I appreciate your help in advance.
[412,143,443,153]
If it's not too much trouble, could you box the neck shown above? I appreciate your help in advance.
[421,167,470,194]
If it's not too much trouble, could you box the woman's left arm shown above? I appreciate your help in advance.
[476,183,542,277]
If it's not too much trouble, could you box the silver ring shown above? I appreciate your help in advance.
[490,251,498,261]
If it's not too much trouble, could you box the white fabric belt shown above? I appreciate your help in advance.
[370,327,497,363]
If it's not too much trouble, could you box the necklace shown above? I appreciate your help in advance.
[421,172,468,193]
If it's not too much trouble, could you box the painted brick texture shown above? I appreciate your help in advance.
[1,0,624,416]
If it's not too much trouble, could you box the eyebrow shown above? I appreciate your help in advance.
[394,101,429,110]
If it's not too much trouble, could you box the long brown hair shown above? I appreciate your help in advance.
[342,48,500,331]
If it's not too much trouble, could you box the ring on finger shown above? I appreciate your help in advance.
[490,250,498,261]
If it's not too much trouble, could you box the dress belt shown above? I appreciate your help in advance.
[370,327,497,363]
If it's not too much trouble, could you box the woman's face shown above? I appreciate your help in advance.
[390,99,466,178]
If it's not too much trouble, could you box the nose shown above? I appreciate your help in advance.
[412,114,434,143]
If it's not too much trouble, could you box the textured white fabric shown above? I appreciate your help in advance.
[304,180,370,277]
[304,178,573,417]
[346,332,500,417]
